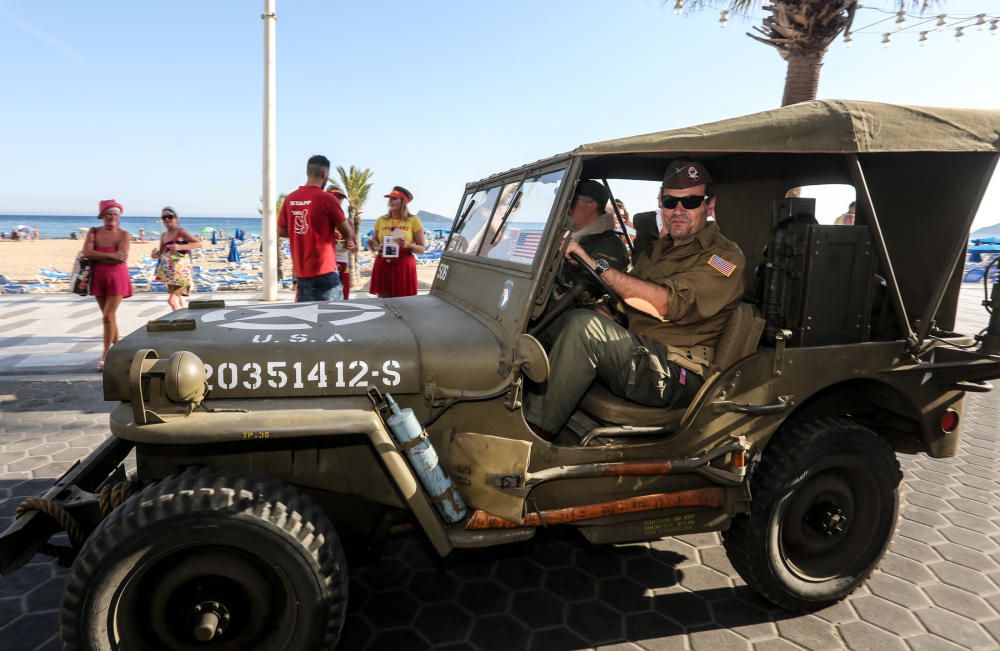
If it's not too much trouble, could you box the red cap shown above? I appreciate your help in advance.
[98,199,124,217]
[384,185,413,202]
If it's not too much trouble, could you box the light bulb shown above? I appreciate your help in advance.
[882,32,891,48]
[976,14,987,30]
[936,14,947,31]
[844,31,853,47]
[896,11,906,27]
[919,31,928,46]
[719,9,729,29]
[674,0,684,16]
[955,26,964,42]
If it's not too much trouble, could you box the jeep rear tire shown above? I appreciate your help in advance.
[723,417,901,612]
[60,468,348,650]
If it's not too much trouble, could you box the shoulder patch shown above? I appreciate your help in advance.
[708,254,737,277]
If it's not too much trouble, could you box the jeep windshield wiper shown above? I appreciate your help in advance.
[452,199,476,235]
[490,189,522,246]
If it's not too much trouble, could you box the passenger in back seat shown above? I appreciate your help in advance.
[525,160,745,440]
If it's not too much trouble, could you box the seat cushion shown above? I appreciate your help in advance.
[579,383,686,428]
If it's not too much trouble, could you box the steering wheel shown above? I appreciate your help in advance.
[569,253,627,327]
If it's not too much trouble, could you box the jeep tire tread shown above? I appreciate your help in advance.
[723,417,902,612]
[60,467,348,650]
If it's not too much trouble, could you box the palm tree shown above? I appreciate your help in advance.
[332,165,374,279]
[682,1,934,106]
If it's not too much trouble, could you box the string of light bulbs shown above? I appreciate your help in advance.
[670,1,998,45]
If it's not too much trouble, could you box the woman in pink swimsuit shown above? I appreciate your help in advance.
[83,199,132,371]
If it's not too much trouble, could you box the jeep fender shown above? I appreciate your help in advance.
[109,400,452,555]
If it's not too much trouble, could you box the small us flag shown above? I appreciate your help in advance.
[708,254,737,277]
[511,230,543,261]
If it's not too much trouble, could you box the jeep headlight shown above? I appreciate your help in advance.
[165,351,207,404]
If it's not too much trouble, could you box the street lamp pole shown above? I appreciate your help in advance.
[260,0,278,301]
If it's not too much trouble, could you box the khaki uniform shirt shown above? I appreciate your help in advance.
[628,221,746,374]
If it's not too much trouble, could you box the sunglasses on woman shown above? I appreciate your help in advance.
[661,194,709,209]
[162,215,176,221]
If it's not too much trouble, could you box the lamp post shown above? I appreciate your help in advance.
[260,0,278,301]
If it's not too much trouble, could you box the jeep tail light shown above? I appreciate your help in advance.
[940,408,959,434]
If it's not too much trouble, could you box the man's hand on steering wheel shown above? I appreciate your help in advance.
[563,240,627,326]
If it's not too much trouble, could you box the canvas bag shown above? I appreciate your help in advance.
[70,228,95,296]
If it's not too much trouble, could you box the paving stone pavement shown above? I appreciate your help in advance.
[0,287,999,650]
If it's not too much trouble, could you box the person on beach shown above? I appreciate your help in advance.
[152,206,201,311]
[277,155,357,302]
[328,186,353,299]
[83,199,133,371]
[368,186,425,298]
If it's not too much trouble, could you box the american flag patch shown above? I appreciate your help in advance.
[708,254,737,277]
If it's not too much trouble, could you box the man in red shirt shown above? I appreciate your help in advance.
[278,155,356,301]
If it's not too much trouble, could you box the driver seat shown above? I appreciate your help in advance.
[578,303,765,427]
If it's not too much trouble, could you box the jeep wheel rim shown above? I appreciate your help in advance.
[113,546,295,650]
[778,464,880,582]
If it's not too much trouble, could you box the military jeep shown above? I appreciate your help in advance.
[4,100,1000,650]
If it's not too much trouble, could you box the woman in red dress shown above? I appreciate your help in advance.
[84,199,133,371]
[368,186,426,298]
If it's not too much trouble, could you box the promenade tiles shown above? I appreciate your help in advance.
[0,286,998,650]
[0,292,284,374]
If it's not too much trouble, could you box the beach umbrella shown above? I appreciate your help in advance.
[227,238,241,263]
[199,226,216,235]
[211,230,217,245]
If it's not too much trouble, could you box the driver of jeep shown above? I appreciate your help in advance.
[551,179,629,307]
[526,159,746,440]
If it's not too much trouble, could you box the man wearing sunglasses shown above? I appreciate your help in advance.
[526,159,745,440]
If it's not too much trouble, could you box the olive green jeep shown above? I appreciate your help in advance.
[4,100,1000,650]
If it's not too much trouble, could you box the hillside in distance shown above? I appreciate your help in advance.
[417,210,452,228]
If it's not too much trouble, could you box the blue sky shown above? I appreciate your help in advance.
[0,0,997,227]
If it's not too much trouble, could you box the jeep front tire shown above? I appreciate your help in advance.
[61,468,348,650]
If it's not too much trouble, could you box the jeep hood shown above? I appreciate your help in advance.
[102,296,505,401]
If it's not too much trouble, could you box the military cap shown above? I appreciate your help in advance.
[663,160,712,189]
[573,179,610,208]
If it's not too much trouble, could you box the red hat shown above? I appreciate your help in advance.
[97,199,124,217]
[384,185,413,202]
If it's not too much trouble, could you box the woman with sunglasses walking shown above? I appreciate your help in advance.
[153,206,201,310]
[84,199,133,371]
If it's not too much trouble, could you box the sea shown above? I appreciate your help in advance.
[0,214,386,240]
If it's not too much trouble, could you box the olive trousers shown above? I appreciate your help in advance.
[525,309,703,434]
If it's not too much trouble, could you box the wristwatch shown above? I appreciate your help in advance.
[594,258,610,276]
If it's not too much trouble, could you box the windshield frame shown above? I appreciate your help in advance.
[431,154,579,340]
[442,157,573,274]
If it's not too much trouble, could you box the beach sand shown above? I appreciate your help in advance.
[1,239,160,283]
[0,238,439,294]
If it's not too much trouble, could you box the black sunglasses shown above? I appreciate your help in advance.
[662,194,709,209]
[161,215,176,221]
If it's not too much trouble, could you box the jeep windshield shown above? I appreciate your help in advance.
[446,168,567,265]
